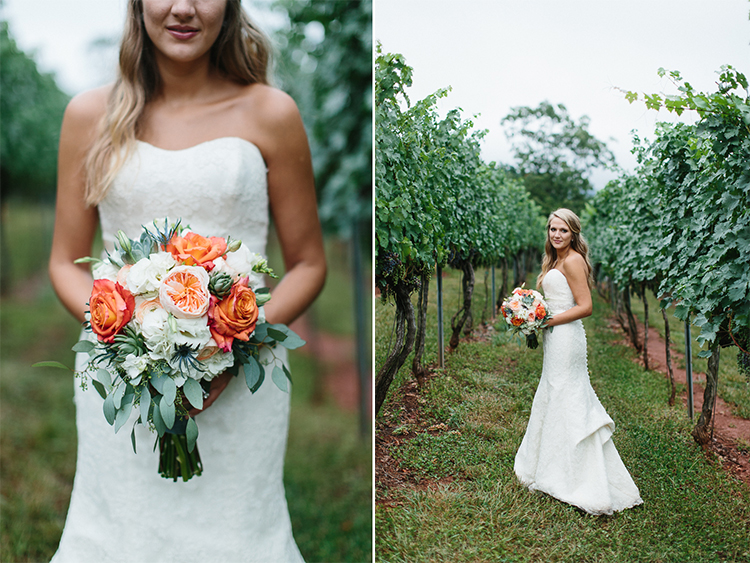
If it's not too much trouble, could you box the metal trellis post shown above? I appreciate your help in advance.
[685,320,694,420]
[437,265,445,369]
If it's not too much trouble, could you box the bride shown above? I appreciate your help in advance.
[513,208,642,515]
[48,0,325,560]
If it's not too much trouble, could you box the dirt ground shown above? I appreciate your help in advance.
[613,318,750,488]
[376,317,750,503]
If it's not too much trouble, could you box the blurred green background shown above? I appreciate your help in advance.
[0,1,373,562]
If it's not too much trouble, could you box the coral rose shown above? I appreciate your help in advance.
[166,232,227,270]
[208,277,259,352]
[89,279,135,343]
[511,316,524,327]
[535,303,547,320]
[159,265,211,319]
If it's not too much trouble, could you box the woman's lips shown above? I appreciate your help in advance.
[167,26,199,40]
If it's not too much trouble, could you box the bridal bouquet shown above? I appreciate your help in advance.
[500,286,553,349]
[53,219,303,481]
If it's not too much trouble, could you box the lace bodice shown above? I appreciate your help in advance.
[542,268,576,315]
[99,137,269,255]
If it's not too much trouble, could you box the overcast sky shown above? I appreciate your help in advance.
[375,0,749,186]
[3,0,748,188]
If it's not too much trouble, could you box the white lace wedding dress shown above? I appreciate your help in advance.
[51,138,304,562]
[514,268,642,515]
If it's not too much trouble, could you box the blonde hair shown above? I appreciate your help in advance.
[84,0,272,206]
[536,208,594,289]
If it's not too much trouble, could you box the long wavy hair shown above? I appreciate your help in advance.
[84,0,272,206]
[536,208,594,289]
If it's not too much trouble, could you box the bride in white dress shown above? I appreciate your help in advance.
[514,208,642,515]
[47,1,325,561]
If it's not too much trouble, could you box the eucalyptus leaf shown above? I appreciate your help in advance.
[182,378,203,410]
[244,357,264,394]
[152,397,166,437]
[186,417,199,453]
[113,382,125,409]
[271,365,288,393]
[91,379,107,400]
[140,385,151,425]
[96,368,112,387]
[32,361,72,370]
[114,399,133,433]
[131,425,137,454]
[72,340,96,353]
[162,376,177,406]
[103,394,116,425]
[160,395,176,429]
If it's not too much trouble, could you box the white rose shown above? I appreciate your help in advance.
[92,260,120,282]
[212,244,265,288]
[171,316,212,350]
[126,252,176,295]
[195,340,235,381]
[141,306,173,361]
[121,353,149,385]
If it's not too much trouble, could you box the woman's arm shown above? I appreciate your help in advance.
[253,89,326,325]
[545,252,593,327]
[48,88,108,323]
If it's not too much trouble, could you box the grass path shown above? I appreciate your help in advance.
[375,269,750,563]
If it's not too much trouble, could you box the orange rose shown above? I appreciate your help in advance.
[89,279,135,343]
[159,265,211,319]
[535,303,546,320]
[166,232,227,270]
[511,316,524,327]
[208,277,259,352]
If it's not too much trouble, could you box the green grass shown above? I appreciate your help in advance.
[628,288,750,419]
[0,200,372,563]
[376,268,750,563]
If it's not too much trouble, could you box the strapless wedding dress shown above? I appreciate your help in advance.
[513,268,642,515]
[51,138,304,562]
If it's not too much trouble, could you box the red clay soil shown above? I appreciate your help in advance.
[612,318,750,488]
[289,314,370,414]
[376,374,456,505]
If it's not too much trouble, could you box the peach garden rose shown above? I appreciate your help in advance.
[159,265,211,319]
[166,231,227,270]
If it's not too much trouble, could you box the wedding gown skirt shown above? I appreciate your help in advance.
[52,138,304,562]
[514,268,642,515]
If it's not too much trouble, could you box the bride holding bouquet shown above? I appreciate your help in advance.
[513,208,642,515]
[48,0,325,560]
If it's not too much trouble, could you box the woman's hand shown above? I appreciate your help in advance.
[187,370,234,417]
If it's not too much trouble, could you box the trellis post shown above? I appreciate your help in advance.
[684,320,694,420]
[436,265,445,368]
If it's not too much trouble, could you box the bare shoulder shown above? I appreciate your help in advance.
[236,84,302,129]
[61,84,113,144]
[561,251,587,278]
[64,85,111,125]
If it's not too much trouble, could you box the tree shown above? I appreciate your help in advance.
[0,20,70,204]
[501,101,614,215]
[273,0,372,240]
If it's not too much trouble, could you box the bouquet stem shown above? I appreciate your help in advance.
[158,433,202,482]
[526,333,540,349]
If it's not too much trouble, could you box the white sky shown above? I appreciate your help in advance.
[3,0,748,188]
[375,0,750,185]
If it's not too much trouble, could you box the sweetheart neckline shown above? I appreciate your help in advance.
[136,136,262,154]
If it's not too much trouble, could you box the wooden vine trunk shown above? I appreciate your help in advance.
[374,283,416,415]
[692,343,720,445]
[449,261,475,349]
[496,257,509,313]
[623,286,642,352]
[411,271,431,385]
